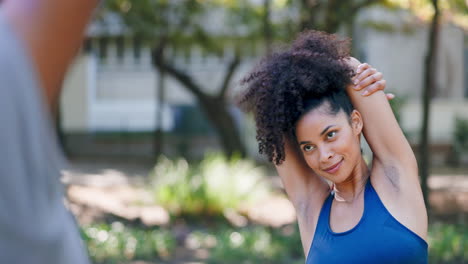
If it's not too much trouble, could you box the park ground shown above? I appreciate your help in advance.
[64,157,468,264]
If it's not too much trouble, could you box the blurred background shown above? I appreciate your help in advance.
[58,0,467,263]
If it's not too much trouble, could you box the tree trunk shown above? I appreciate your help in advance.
[299,0,383,33]
[419,0,440,211]
[198,96,247,158]
[151,46,246,158]
[263,0,273,56]
[154,64,166,158]
[346,16,357,56]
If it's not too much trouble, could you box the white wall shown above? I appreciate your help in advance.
[61,55,92,132]
[353,7,467,147]
[61,54,174,132]
[357,7,465,101]
[401,100,468,144]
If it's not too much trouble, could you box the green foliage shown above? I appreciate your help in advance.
[150,154,271,217]
[388,93,407,125]
[81,220,467,263]
[451,117,468,165]
[362,20,398,33]
[81,222,175,263]
[362,20,417,35]
[384,0,468,28]
[207,224,303,264]
[428,223,468,263]
[102,0,265,54]
[454,117,468,152]
[197,223,468,263]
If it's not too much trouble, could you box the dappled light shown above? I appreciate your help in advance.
[64,156,467,263]
[3,0,465,263]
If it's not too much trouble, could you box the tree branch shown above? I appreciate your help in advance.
[300,0,323,30]
[218,55,241,100]
[352,0,382,13]
[152,41,206,100]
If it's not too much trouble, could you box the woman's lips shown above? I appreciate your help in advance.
[324,159,343,174]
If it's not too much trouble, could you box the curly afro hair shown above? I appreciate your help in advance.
[237,30,356,165]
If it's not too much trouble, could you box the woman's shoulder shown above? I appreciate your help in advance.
[369,160,428,241]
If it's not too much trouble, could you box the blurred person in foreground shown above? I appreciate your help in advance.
[238,30,428,263]
[0,0,98,263]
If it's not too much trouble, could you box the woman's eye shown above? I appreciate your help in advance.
[303,145,315,152]
[327,131,336,139]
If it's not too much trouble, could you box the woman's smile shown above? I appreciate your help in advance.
[323,158,343,174]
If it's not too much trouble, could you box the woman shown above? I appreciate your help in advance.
[238,31,428,263]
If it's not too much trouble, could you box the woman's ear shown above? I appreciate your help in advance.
[350,110,363,135]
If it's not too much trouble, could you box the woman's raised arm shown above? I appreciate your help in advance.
[346,57,427,240]
[275,136,330,255]
[346,58,419,187]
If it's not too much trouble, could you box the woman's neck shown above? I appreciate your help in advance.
[333,157,370,203]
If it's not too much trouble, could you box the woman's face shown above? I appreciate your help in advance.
[295,102,363,184]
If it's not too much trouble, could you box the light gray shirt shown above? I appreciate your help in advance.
[0,10,90,264]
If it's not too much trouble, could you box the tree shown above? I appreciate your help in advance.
[297,0,385,33]
[152,43,246,157]
[270,0,386,57]
[102,0,267,157]
[100,0,396,158]
[387,0,468,210]
[419,0,441,210]
[263,0,273,55]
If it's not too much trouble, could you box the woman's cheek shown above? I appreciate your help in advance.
[304,153,319,171]
[336,134,352,153]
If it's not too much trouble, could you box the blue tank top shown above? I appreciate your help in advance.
[306,179,428,264]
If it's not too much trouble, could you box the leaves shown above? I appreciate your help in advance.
[149,154,271,217]
[101,0,265,53]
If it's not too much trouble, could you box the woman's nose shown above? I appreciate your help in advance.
[319,147,334,163]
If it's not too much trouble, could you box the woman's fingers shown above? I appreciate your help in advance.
[356,62,370,74]
[361,80,386,96]
[353,63,373,90]
[355,70,383,91]
[352,62,391,99]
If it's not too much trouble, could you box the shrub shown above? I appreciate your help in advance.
[81,222,175,263]
[449,117,468,166]
[203,224,304,264]
[150,153,271,218]
[428,222,467,264]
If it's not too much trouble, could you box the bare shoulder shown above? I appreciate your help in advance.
[370,158,428,241]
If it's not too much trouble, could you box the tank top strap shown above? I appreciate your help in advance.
[306,191,333,259]
[364,177,373,200]
[363,177,383,218]
[318,192,334,230]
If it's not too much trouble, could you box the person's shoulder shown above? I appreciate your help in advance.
[0,10,34,74]
[0,9,20,45]
[0,10,42,91]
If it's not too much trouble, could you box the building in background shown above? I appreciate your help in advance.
[60,7,467,163]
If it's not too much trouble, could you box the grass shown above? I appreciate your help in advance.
[80,154,467,263]
[428,222,467,264]
[81,222,175,264]
[81,221,467,264]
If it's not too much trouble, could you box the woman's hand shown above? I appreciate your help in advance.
[346,57,394,100]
